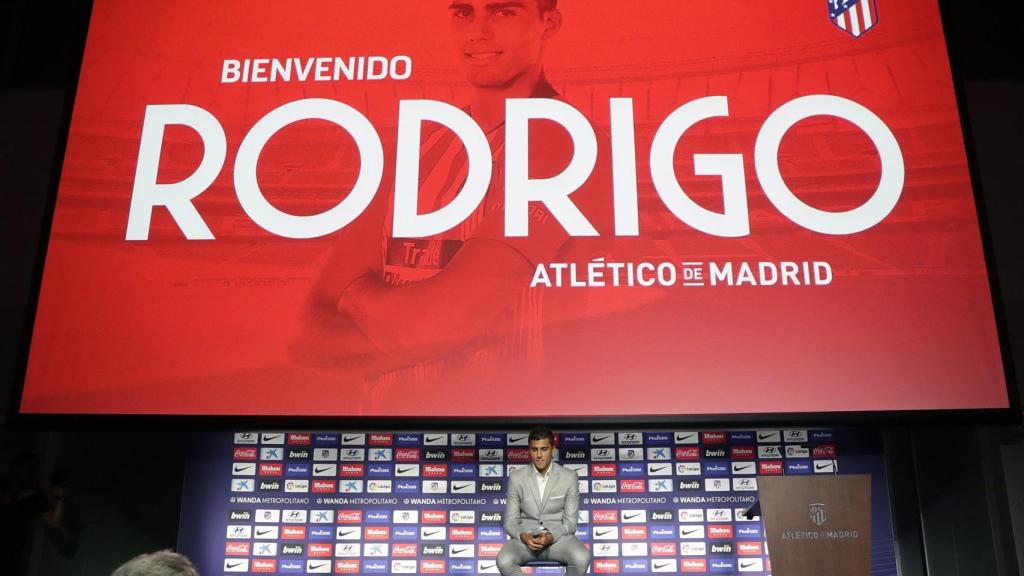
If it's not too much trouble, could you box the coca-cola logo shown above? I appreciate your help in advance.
[395,448,420,461]
[814,444,838,457]
[620,479,645,492]
[675,447,700,460]
[392,544,417,556]
[336,510,362,523]
[650,543,676,556]
[506,448,530,462]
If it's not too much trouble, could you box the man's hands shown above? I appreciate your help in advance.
[520,531,554,551]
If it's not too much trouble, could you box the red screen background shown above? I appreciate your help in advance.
[20,0,1010,416]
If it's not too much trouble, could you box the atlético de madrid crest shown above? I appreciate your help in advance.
[829,0,878,38]
[809,503,828,526]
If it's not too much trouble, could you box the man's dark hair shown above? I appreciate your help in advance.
[111,550,199,576]
[528,426,555,445]
[538,0,557,14]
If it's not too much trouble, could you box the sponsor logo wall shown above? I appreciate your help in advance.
[180,429,897,575]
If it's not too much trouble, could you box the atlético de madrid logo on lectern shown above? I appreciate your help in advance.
[829,0,878,38]
[809,503,828,526]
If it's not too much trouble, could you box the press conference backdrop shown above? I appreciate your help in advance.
[178,428,897,575]
[19,0,1012,418]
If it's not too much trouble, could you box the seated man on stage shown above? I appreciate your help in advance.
[497,426,591,576]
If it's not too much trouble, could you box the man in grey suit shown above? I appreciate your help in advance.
[497,427,591,576]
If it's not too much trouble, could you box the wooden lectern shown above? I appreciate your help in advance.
[756,474,871,576]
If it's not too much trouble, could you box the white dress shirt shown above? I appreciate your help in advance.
[534,464,551,528]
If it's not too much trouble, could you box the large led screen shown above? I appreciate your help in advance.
[20,0,1010,416]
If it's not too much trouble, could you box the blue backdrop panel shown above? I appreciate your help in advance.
[178,428,897,575]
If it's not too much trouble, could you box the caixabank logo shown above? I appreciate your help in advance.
[210,428,855,575]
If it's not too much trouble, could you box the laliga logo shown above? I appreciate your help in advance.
[125,95,903,240]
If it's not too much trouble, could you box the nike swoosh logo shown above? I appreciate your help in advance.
[740,562,758,568]
[675,433,696,441]
[654,562,671,569]
[816,463,835,470]
[624,513,641,520]
[397,467,415,474]
[733,464,753,471]
[508,435,527,443]
[233,465,252,472]
[226,562,242,569]
[426,435,444,442]
[423,530,440,537]
[758,433,776,440]
[593,435,610,442]
[453,483,470,491]
[650,466,667,473]
[452,547,468,554]
[256,529,273,536]
[595,530,612,536]
[263,434,281,441]
[681,528,700,535]
[309,564,327,570]
[343,435,361,442]
[314,467,332,473]
[338,529,356,536]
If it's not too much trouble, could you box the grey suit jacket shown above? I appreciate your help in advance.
[503,461,580,542]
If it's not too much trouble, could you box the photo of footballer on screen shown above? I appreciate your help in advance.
[290,0,615,410]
